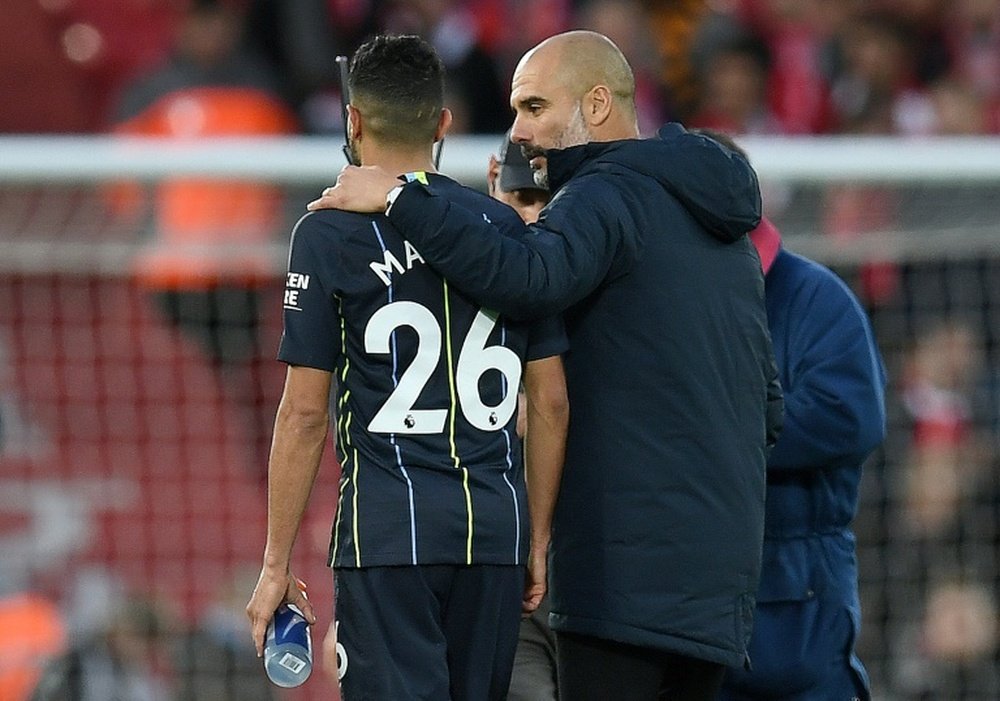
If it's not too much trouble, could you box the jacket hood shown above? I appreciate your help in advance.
[546,122,762,243]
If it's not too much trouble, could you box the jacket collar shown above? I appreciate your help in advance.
[545,141,606,192]
[544,123,693,192]
[749,217,782,274]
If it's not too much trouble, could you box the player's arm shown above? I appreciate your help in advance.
[309,168,625,320]
[309,130,759,320]
[521,354,569,613]
[768,277,886,472]
[247,364,330,656]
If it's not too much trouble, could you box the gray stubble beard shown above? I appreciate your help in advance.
[533,102,592,190]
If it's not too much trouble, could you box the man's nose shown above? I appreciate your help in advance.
[510,116,531,146]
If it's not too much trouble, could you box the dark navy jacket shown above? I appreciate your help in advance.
[388,123,782,666]
[724,246,886,696]
[762,248,885,544]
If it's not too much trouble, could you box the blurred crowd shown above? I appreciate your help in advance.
[854,285,1000,698]
[2,0,1000,137]
[2,1,1000,700]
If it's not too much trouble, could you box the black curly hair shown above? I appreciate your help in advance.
[349,34,445,147]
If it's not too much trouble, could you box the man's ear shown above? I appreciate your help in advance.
[486,154,500,195]
[347,104,362,141]
[584,85,613,127]
[435,108,453,142]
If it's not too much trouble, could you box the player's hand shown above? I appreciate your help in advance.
[523,540,548,615]
[246,568,316,657]
[307,165,400,213]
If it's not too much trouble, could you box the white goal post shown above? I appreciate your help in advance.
[1,133,999,272]
[3,133,1000,183]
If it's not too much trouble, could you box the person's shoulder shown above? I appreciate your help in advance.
[781,250,851,291]
[777,249,866,313]
[431,174,524,227]
[291,209,374,240]
[430,173,489,203]
[545,170,631,225]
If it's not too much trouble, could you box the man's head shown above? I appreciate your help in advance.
[509,30,639,188]
[487,132,550,223]
[346,35,451,163]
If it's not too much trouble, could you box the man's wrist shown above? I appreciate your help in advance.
[530,534,552,551]
[262,554,290,572]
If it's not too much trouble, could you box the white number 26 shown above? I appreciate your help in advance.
[363,301,522,434]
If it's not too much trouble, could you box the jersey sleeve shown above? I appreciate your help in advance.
[276,214,342,371]
[526,314,569,362]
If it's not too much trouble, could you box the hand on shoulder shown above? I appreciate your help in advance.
[307,165,400,213]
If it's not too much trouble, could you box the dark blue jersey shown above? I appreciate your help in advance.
[277,173,566,568]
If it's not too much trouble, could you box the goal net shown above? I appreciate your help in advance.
[1,134,999,700]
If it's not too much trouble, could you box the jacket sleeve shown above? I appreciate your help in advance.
[768,275,887,471]
[387,175,630,320]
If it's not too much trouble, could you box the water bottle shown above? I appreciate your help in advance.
[263,603,313,687]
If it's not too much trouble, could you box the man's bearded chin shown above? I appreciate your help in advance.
[533,166,549,190]
[531,107,591,190]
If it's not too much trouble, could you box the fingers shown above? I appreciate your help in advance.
[247,591,273,657]
[307,189,337,211]
[247,568,297,657]
[297,597,317,624]
[522,581,545,615]
[307,165,354,210]
[307,165,396,213]
[249,612,269,658]
[523,553,547,614]
[289,577,317,624]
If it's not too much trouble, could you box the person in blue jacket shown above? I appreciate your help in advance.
[718,213,886,701]
[690,130,886,701]
[312,30,782,701]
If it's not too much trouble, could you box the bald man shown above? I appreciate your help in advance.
[312,31,782,701]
